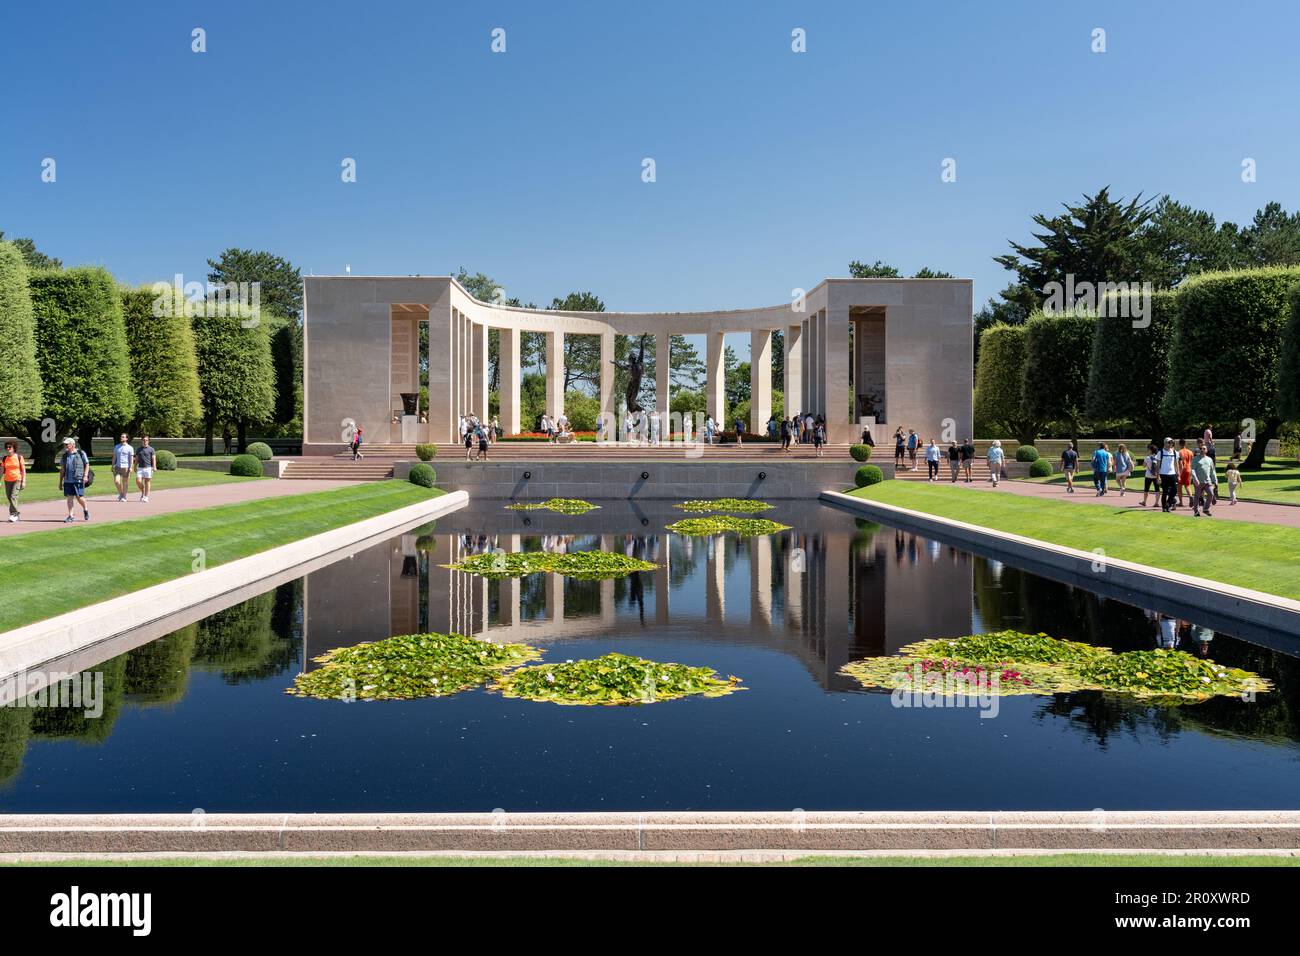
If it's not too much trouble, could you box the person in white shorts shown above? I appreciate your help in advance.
[135,435,157,502]
[111,432,134,502]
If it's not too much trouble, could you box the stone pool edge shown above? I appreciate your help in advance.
[820,489,1300,636]
[0,812,1297,853]
[0,489,469,687]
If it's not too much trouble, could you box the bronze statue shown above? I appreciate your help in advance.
[612,335,649,412]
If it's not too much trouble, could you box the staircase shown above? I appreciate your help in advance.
[339,441,860,462]
[279,457,394,480]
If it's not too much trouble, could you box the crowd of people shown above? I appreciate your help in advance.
[1,432,161,526]
[1059,424,1240,517]
[458,413,502,461]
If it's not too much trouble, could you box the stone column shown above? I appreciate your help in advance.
[655,330,671,419]
[545,330,565,422]
[750,329,772,435]
[825,306,851,440]
[706,538,725,622]
[500,327,521,435]
[784,324,802,421]
[423,302,454,443]
[471,322,488,421]
[705,331,726,423]
[654,537,670,625]
[545,573,565,624]
[809,311,822,415]
[599,330,616,439]
[800,318,811,414]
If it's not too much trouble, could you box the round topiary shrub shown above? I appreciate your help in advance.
[1015,445,1040,462]
[854,464,884,488]
[246,441,273,461]
[1029,458,1053,478]
[415,443,438,461]
[155,449,177,471]
[230,454,263,477]
[849,443,873,462]
[408,463,437,488]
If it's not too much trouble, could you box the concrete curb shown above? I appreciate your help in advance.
[0,812,1296,853]
[821,489,1300,635]
[0,490,468,689]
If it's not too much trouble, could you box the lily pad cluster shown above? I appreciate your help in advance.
[445,550,657,580]
[286,632,541,701]
[841,630,1271,702]
[673,498,774,514]
[666,516,791,537]
[505,498,600,514]
[492,652,745,706]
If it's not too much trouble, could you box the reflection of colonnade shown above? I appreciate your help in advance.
[301,523,974,688]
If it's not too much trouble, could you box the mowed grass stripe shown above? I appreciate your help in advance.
[848,481,1300,601]
[0,482,443,632]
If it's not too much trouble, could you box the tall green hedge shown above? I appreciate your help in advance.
[0,242,43,426]
[192,312,276,454]
[1278,285,1300,424]
[1085,288,1177,438]
[1161,266,1300,468]
[121,284,203,436]
[1020,311,1096,439]
[21,266,134,469]
[974,322,1042,444]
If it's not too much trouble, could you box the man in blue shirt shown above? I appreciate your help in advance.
[1060,441,1080,494]
[1091,442,1112,496]
[111,432,134,503]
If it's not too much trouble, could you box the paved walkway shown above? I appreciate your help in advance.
[943,475,1300,529]
[0,479,364,538]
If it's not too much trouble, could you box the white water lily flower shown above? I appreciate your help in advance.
[1200,676,1211,683]
[545,672,556,684]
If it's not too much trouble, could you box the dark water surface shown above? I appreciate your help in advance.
[2,500,1298,812]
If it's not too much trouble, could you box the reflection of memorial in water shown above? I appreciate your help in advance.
[298,505,977,692]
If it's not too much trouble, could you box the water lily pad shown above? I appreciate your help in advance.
[287,632,541,701]
[840,630,1271,701]
[666,516,790,536]
[673,498,774,514]
[492,652,745,705]
[505,498,600,514]
[445,550,657,580]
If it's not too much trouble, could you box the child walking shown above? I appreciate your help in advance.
[1226,459,1242,505]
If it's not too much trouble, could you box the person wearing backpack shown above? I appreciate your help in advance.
[1139,442,1159,507]
[3,440,26,522]
[59,436,92,523]
[1156,437,1180,512]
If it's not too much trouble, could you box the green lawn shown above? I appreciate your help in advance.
[16,464,260,504]
[847,481,1300,600]
[1020,456,1300,506]
[0,482,443,632]
[3,853,1294,867]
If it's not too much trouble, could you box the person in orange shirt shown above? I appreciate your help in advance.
[1177,437,1193,508]
[3,440,26,522]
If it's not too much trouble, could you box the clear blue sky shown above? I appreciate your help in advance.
[2,0,1297,318]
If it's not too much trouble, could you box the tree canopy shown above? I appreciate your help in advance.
[0,242,43,425]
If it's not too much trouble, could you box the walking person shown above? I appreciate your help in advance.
[1113,443,1133,497]
[1140,442,1159,507]
[1226,458,1243,505]
[1176,438,1193,508]
[894,427,905,467]
[59,437,92,523]
[1091,442,1112,496]
[1060,440,1079,494]
[1157,437,1179,512]
[350,425,363,461]
[1191,442,1215,517]
[111,433,134,502]
[813,417,826,458]
[489,415,501,443]
[925,438,941,482]
[734,416,745,446]
[464,422,476,461]
[907,429,919,471]
[1203,423,1216,462]
[960,437,976,482]
[986,440,1005,486]
[947,441,961,482]
[477,422,490,461]
[135,435,157,502]
[3,440,25,522]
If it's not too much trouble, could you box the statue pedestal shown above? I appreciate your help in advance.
[400,415,418,443]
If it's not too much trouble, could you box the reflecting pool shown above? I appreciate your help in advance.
[2,500,1298,812]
